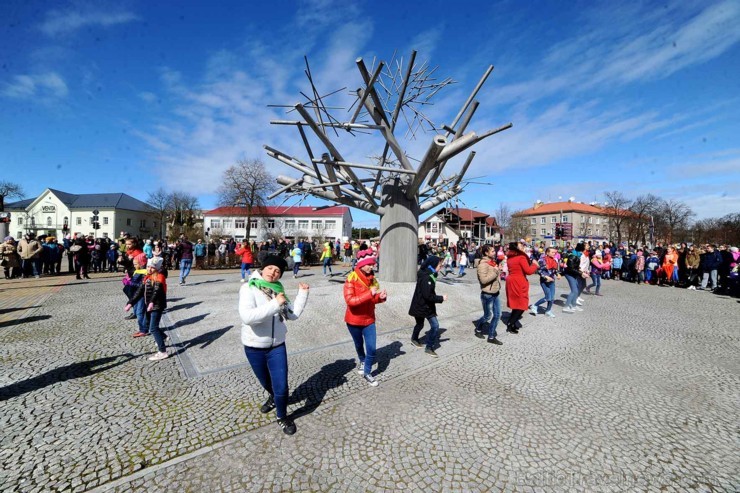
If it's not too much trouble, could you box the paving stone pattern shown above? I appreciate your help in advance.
[0,268,738,492]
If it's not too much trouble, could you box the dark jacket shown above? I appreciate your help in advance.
[408,266,444,318]
[129,274,167,311]
[701,250,722,271]
[564,252,582,277]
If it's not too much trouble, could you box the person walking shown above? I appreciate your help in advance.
[505,241,538,333]
[474,244,503,344]
[290,243,303,278]
[531,246,560,317]
[320,241,334,276]
[563,244,586,313]
[125,257,169,360]
[457,250,468,276]
[409,255,447,356]
[176,235,194,285]
[239,255,309,435]
[586,250,609,296]
[235,240,255,283]
[343,250,386,386]
[1,236,21,279]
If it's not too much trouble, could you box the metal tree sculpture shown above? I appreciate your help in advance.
[264,51,511,282]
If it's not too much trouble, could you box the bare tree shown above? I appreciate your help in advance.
[0,181,26,210]
[655,199,694,244]
[147,187,171,239]
[169,192,201,238]
[217,159,276,241]
[494,203,513,233]
[627,194,661,245]
[506,215,531,243]
[603,191,633,245]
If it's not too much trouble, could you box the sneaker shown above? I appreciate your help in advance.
[132,332,149,338]
[260,395,275,413]
[356,362,364,375]
[425,348,439,358]
[573,306,584,312]
[529,305,537,316]
[545,311,555,318]
[576,298,584,306]
[487,337,503,345]
[363,374,379,387]
[240,279,246,283]
[562,307,575,313]
[277,417,297,435]
[147,351,169,361]
[410,339,423,348]
[474,329,485,339]
[179,282,185,286]
[124,313,136,320]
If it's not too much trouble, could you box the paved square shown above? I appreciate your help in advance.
[1,268,738,492]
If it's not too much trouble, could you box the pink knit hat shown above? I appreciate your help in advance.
[356,250,376,269]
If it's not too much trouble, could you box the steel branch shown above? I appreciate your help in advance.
[445,65,493,138]
[350,60,384,124]
[406,135,447,199]
[312,158,416,174]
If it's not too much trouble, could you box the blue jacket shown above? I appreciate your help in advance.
[701,250,722,271]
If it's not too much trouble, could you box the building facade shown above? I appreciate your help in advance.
[418,207,500,245]
[202,206,353,242]
[4,188,156,239]
[513,200,612,246]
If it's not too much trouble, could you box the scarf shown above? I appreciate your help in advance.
[426,265,438,284]
[145,272,167,294]
[346,268,380,289]
[544,256,558,271]
[248,277,290,320]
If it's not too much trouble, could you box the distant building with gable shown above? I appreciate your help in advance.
[4,188,154,239]
[418,207,500,245]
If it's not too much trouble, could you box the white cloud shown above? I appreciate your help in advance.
[38,8,138,37]
[2,72,68,99]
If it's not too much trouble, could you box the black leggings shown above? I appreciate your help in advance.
[508,309,524,328]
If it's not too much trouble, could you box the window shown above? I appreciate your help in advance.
[588,217,593,224]
[596,218,600,224]
[580,215,585,222]
[103,217,109,225]
[211,219,221,228]
[18,217,23,225]
[430,222,438,233]
[76,217,81,225]
[31,217,35,226]
[530,218,536,224]
[551,240,557,247]
[223,219,233,228]
[324,220,336,230]
[153,221,157,229]
[531,228,537,236]
[587,228,592,235]
[47,217,52,226]
[596,228,600,235]
[540,217,546,224]
[126,218,132,226]
[551,216,557,223]
[562,215,568,222]
[140,219,146,228]
[283,220,295,230]
[235,219,245,229]
[267,219,275,229]
[250,220,258,229]
[298,220,308,230]
[541,228,546,235]
[311,220,322,230]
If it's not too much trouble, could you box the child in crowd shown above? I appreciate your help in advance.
[409,256,447,357]
[123,254,149,337]
[107,244,119,272]
[612,253,623,280]
[645,251,660,285]
[125,257,169,361]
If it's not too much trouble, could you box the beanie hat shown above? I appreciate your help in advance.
[356,249,377,269]
[594,250,602,257]
[134,253,148,267]
[147,256,164,272]
[261,255,288,276]
[421,255,441,270]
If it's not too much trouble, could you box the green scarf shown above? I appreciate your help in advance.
[248,278,290,303]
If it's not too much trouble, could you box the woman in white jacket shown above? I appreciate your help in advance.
[239,255,309,435]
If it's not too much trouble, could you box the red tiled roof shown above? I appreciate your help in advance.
[485,217,498,227]
[445,207,489,222]
[203,206,350,217]
[514,201,606,216]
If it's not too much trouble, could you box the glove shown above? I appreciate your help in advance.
[147,303,154,312]
[124,304,132,312]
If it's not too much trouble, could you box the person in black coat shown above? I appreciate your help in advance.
[409,256,447,357]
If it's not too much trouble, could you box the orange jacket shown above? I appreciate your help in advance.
[235,246,254,264]
[343,270,385,326]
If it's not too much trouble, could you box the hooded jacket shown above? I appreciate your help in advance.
[239,271,308,348]
[477,259,501,294]
[408,264,444,318]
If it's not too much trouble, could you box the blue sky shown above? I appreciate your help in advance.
[2,0,739,227]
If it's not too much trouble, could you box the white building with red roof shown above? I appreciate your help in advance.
[418,207,501,246]
[202,205,352,242]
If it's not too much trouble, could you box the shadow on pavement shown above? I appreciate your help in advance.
[375,340,406,374]
[174,325,233,352]
[0,315,52,329]
[0,306,41,314]
[289,358,355,420]
[166,301,203,312]
[185,279,225,286]
[0,353,137,401]
[171,313,209,330]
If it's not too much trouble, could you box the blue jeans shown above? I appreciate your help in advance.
[22,258,39,277]
[241,262,252,280]
[564,274,579,308]
[535,281,556,311]
[145,310,166,352]
[244,343,289,419]
[293,261,301,276]
[134,299,147,333]
[458,264,465,276]
[323,258,332,275]
[412,316,439,350]
[588,274,601,294]
[179,259,192,283]
[347,323,376,376]
[476,292,501,339]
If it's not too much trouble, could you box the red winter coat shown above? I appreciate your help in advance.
[505,251,538,310]
[343,270,385,326]
[235,246,254,264]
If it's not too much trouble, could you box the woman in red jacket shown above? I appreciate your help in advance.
[343,249,387,387]
[505,241,538,334]
[235,240,255,283]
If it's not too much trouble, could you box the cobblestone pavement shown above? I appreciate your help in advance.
[1,267,738,492]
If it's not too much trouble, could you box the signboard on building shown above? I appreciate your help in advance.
[42,205,56,213]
